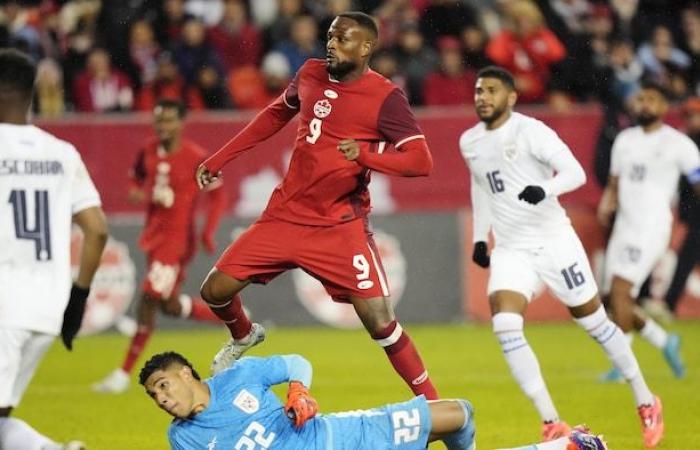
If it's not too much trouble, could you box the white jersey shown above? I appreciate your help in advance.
[611,124,700,233]
[460,112,575,248]
[0,124,101,334]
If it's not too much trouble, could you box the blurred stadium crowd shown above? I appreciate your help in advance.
[0,0,699,116]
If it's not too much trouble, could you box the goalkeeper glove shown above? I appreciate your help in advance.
[61,284,90,351]
[284,381,318,428]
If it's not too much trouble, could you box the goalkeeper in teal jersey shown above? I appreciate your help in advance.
[140,352,605,450]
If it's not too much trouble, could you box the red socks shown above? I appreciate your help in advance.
[208,294,252,339]
[121,327,152,374]
[372,321,439,400]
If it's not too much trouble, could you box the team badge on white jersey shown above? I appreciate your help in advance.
[233,389,259,414]
[503,142,518,162]
[313,99,332,118]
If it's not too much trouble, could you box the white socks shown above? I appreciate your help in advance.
[0,417,61,450]
[493,312,559,423]
[574,306,654,406]
[178,294,193,318]
[639,319,668,349]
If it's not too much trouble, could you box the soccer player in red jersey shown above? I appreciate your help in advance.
[93,99,227,393]
[196,12,439,400]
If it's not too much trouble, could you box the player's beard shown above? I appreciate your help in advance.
[635,112,659,127]
[326,59,357,80]
[477,103,507,125]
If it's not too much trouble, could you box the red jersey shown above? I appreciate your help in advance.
[262,59,424,225]
[131,138,209,253]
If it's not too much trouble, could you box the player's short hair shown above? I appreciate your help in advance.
[639,78,669,101]
[139,351,201,385]
[477,65,516,91]
[155,98,187,118]
[337,12,379,40]
[0,48,37,99]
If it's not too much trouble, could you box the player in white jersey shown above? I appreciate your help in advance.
[0,49,108,449]
[598,81,700,381]
[459,66,663,448]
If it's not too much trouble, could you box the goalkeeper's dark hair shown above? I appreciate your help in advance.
[337,12,379,39]
[0,48,36,99]
[477,65,515,91]
[139,351,201,385]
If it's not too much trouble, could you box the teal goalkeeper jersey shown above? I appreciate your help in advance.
[168,356,326,450]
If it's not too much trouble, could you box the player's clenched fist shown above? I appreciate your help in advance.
[284,381,318,428]
[195,164,222,189]
[338,139,360,161]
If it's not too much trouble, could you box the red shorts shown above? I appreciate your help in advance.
[215,218,390,302]
[142,239,195,299]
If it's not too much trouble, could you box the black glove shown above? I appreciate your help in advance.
[518,185,546,205]
[472,241,490,268]
[61,284,90,351]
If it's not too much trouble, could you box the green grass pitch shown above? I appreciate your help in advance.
[16,321,700,449]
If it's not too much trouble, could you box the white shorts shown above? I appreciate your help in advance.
[0,328,54,407]
[602,224,670,298]
[488,228,598,307]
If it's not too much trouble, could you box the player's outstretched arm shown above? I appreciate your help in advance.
[523,148,586,204]
[339,138,433,177]
[197,95,298,187]
[62,206,108,350]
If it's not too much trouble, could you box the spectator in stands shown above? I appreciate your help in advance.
[191,65,232,110]
[394,21,439,105]
[208,0,262,73]
[372,0,420,49]
[136,51,199,111]
[264,0,305,50]
[1,0,42,60]
[154,0,193,47]
[548,4,615,110]
[274,14,324,74]
[72,47,134,112]
[128,20,161,87]
[486,0,566,103]
[227,51,290,110]
[371,49,407,92]
[172,18,224,85]
[460,24,490,70]
[184,0,224,27]
[95,0,159,76]
[419,0,478,45]
[422,36,475,106]
[681,6,700,96]
[637,25,691,99]
[34,57,65,117]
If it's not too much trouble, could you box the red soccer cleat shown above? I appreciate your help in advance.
[638,395,664,448]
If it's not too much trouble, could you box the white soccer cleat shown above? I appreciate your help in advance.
[211,323,266,375]
[92,368,130,394]
[61,441,87,450]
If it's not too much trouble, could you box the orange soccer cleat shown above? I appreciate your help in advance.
[542,421,571,441]
[638,395,664,448]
